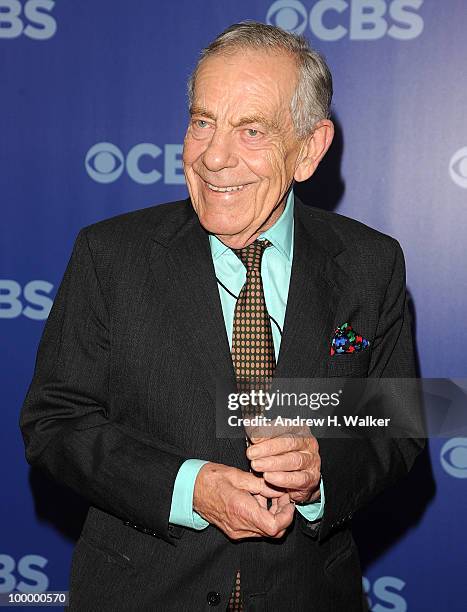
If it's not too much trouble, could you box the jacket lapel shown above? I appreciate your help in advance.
[158,205,237,394]
[274,198,350,378]
[148,201,246,466]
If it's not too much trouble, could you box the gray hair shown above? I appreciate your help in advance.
[187,21,333,139]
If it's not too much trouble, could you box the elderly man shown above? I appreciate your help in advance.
[20,21,423,612]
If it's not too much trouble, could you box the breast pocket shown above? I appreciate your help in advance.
[327,349,371,378]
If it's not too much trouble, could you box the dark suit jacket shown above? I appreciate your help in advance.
[20,196,424,611]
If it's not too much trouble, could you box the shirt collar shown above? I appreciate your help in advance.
[209,188,294,261]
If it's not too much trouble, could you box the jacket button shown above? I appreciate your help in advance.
[207,591,221,606]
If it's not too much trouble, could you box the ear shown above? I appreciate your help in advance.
[294,119,334,182]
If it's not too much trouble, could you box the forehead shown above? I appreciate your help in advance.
[192,49,297,122]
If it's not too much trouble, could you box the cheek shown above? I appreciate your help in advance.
[183,134,204,166]
[246,145,287,181]
[242,150,272,180]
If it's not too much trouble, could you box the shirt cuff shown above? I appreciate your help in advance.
[169,459,210,530]
[295,478,325,522]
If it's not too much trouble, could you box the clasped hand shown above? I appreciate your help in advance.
[193,426,321,540]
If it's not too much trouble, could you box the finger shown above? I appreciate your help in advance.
[239,472,286,498]
[269,493,292,515]
[255,493,291,515]
[247,433,311,461]
[250,424,314,444]
[246,420,302,441]
[229,492,279,537]
[232,486,293,538]
[252,500,295,537]
[269,502,296,533]
[251,450,313,473]
[252,493,268,509]
[263,469,318,491]
[288,488,321,503]
[269,496,278,514]
[277,492,293,510]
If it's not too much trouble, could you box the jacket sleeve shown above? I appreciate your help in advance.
[311,239,425,542]
[19,228,187,545]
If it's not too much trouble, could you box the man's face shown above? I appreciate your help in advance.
[183,49,305,248]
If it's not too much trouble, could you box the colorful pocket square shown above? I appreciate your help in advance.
[330,322,370,356]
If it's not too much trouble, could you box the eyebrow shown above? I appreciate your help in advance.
[189,106,279,132]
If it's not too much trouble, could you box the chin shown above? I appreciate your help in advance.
[197,216,241,237]
[192,204,242,235]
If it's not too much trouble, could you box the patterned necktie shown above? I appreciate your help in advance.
[227,239,276,611]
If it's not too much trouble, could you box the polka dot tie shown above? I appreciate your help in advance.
[231,238,276,400]
[227,239,276,611]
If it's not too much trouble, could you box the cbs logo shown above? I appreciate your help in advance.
[362,575,407,612]
[267,0,424,41]
[0,280,53,320]
[85,143,185,185]
[440,438,467,479]
[0,555,48,593]
[449,147,467,189]
[0,0,57,40]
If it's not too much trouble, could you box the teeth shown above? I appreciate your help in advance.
[207,183,245,192]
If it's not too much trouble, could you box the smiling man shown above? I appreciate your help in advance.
[183,43,332,248]
[20,21,424,612]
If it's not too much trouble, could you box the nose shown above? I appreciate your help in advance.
[201,129,237,172]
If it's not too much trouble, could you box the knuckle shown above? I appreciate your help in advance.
[267,524,281,538]
[296,451,306,469]
[308,436,318,451]
[301,472,311,489]
[289,452,298,470]
[312,460,320,479]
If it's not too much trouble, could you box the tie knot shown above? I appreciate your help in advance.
[232,239,272,273]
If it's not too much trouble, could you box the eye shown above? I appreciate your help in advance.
[195,119,209,128]
[246,128,260,138]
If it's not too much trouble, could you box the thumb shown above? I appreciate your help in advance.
[242,472,284,498]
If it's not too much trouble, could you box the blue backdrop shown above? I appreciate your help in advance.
[1,1,466,610]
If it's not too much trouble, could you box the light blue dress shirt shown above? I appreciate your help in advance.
[169,190,325,529]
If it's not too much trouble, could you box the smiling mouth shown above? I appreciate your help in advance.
[204,180,247,193]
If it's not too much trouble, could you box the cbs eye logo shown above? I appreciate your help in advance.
[267,0,308,34]
[266,0,424,41]
[85,143,125,184]
[440,438,467,479]
[449,147,467,189]
[85,142,184,185]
